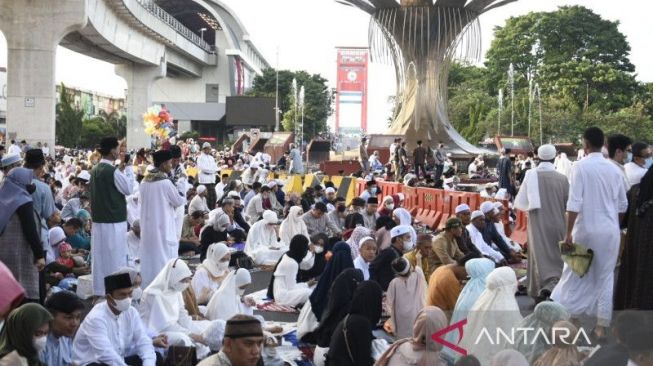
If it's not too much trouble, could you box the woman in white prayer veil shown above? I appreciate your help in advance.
[460,267,523,366]
[279,206,309,245]
[139,258,226,359]
[555,152,573,178]
[245,210,287,265]
[191,242,231,305]
[205,268,256,321]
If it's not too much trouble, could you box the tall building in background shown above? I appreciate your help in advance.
[335,47,368,136]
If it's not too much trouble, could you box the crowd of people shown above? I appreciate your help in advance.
[0,126,652,366]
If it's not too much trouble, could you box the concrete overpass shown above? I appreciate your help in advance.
[0,0,269,149]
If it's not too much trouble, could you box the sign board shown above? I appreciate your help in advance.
[24,97,35,108]
[335,48,369,136]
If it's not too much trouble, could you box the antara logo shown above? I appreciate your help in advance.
[431,319,592,356]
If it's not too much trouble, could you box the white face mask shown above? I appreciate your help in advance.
[132,287,143,301]
[386,203,395,210]
[172,282,190,293]
[402,237,415,252]
[314,246,324,254]
[33,336,47,352]
[113,297,132,312]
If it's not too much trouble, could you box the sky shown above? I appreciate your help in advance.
[1,0,651,133]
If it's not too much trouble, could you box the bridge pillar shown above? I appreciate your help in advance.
[116,61,166,150]
[0,0,86,148]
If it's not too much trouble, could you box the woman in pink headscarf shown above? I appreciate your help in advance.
[375,306,448,366]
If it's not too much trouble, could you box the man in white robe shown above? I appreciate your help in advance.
[139,150,186,287]
[514,144,569,301]
[197,142,218,210]
[89,137,135,296]
[72,272,156,365]
[169,145,189,241]
[188,185,209,214]
[466,211,505,264]
[552,127,628,335]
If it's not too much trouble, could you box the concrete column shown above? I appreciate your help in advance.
[0,0,86,148]
[177,120,192,135]
[116,61,166,150]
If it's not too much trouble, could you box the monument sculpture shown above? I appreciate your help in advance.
[338,0,517,154]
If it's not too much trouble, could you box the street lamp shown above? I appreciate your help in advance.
[199,28,207,41]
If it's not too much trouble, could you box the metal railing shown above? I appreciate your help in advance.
[136,0,215,53]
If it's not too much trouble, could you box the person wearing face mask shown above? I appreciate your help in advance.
[267,234,315,307]
[607,134,633,191]
[370,225,415,291]
[377,196,395,217]
[0,303,52,366]
[0,167,45,303]
[192,243,231,305]
[139,150,187,288]
[88,137,135,297]
[625,142,652,189]
[245,210,287,265]
[280,206,310,245]
[140,258,226,360]
[302,202,342,238]
[40,291,85,365]
[298,233,328,283]
[206,268,256,321]
[322,187,338,206]
[359,180,378,201]
[72,273,156,366]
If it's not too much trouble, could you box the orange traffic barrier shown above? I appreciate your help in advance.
[402,186,419,215]
[355,179,367,197]
[415,188,443,230]
[439,191,467,230]
[378,181,403,198]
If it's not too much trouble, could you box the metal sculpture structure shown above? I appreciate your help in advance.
[338,0,517,154]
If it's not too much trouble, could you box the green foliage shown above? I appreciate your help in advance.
[179,130,200,141]
[248,69,333,141]
[79,117,119,148]
[97,110,126,139]
[444,5,653,145]
[55,84,84,147]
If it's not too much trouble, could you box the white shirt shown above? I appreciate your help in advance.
[72,302,156,366]
[624,161,647,189]
[468,162,478,175]
[354,256,370,280]
[215,182,227,202]
[466,224,504,263]
[8,144,22,155]
[197,153,218,184]
[98,159,135,197]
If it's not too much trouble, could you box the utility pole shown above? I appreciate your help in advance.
[274,47,280,132]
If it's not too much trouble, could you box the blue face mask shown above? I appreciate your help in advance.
[625,152,633,164]
[645,157,653,170]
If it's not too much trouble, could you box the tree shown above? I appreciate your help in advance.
[55,83,84,147]
[79,117,118,148]
[97,109,126,139]
[485,6,637,112]
[248,69,333,141]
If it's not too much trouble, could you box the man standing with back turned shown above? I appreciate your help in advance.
[514,144,569,302]
[551,127,628,338]
[90,137,134,296]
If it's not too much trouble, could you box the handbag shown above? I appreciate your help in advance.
[165,345,197,366]
[559,241,594,278]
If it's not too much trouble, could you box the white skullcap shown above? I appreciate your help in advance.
[262,210,279,224]
[243,164,250,169]
[538,144,557,161]
[267,181,277,188]
[455,203,471,214]
[495,188,508,201]
[390,225,412,238]
[196,185,207,194]
[77,170,91,182]
[358,236,376,247]
[202,142,211,149]
[227,191,240,199]
[397,193,405,201]
[275,179,285,186]
[494,202,504,210]
[325,187,336,194]
[480,201,497,215]
[471,210,485,220]
[0,153,22,168]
